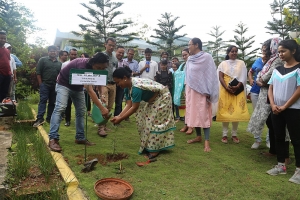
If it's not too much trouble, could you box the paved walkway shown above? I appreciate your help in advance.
[0,131,12,198]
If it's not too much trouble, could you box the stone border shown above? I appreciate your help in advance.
[31,108,85,200]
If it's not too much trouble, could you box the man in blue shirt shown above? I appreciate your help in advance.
[6,45,22,67]
[124,48,140,77]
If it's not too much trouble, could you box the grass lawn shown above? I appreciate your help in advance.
[30,103,299,200]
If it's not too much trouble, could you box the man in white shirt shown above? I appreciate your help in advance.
[138,48,158,80]
[61,49,78,68]
[4,43,17,100]
[62,48,78,126]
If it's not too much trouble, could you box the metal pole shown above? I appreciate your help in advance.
[85,85,89,162]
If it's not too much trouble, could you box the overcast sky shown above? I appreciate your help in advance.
[18,0,277,52]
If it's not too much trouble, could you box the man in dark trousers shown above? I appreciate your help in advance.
[33,46,62,127]
[0,30,11,101]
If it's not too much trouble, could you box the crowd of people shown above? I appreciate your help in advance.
[1,28,300,184]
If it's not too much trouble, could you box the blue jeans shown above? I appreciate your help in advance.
[0,74,11,101]
[49,84,86,141]
[114,85,124,116]
[37,83,56,120]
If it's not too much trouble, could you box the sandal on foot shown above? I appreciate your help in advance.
[180,127,188,132]
[175,119,180,123]
[186,128,194,135]
[147,152,159,159]
[187,138,201,144]
[204,147,211,152]
[221,136,228,144]
[231,136,240,144]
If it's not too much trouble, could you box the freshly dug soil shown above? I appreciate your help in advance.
[76,153,129,166]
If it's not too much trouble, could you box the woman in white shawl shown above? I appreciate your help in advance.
[216,46,250,144]
[185,38,219,152]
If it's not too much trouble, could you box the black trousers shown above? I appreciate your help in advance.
[266,113,289,157]
[271,109,300,167]
[114,85,124,116]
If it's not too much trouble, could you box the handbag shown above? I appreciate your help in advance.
[228,78,244,96]
[91,99,112,125]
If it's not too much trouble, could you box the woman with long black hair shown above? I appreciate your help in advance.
[266,40,300,184]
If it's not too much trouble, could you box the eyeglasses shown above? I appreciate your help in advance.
[108,44,116,48]
[188,44,195,47]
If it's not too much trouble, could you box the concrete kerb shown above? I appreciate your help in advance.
[31,108,85,200]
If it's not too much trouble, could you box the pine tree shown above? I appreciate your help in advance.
[265,0,292,39]
[146,13,187,58]
[71,0,136,52]
[205,26,227,66]
[230,22,260,70]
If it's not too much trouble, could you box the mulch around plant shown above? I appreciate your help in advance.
[76,153,129,166]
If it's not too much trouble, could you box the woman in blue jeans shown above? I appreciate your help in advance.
[48,53,110,152]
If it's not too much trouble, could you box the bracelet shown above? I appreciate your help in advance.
[100,95,105,98]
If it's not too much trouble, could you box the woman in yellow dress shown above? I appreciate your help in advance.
[216,46,250,144]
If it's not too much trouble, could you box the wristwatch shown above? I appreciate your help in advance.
[100,95,106,98]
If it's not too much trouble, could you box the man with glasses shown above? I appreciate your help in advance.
[124,48,140,77]
[114,46,129,121]
[98,37,118,136]
[61,48,78,126]
[33,46,62,127]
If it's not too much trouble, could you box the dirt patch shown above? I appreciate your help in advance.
[13,164,63,196]
[76,153,129,166]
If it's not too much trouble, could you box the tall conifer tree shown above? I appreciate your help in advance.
[230,22,259,70]
[147,13,187,58]
[205,26,227,66]
[71,0,136,52]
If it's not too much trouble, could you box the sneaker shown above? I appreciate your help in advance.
[221,136,228,144]
[289,169,300,184]
[251,142,261,149]
[33,119,45,127]
[266,165,287,176]
[266,142,270,148]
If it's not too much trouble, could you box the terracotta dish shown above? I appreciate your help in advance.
[94,178,133,200]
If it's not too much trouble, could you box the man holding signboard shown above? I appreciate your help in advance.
[97,37,118,137]
[48,53,110,152]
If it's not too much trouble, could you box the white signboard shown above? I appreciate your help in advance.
[71,72,107,85]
